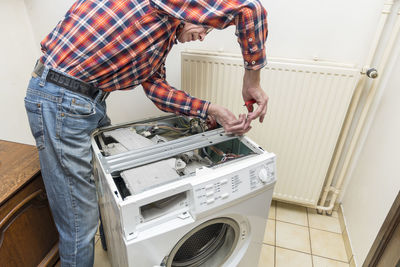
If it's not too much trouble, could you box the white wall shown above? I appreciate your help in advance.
[0,0,39,145]
[340,27,400,266]
[24,0,76,47]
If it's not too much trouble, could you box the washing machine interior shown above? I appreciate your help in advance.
[94,115,259,200]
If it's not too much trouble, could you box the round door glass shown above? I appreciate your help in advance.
[166,218,240,267]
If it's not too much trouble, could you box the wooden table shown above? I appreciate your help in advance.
[0,140,59,266]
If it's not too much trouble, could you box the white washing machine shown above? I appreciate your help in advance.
[91,115,276,267]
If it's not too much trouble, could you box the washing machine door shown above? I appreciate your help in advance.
[163,218,240,267]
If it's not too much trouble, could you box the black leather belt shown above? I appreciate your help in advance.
[33,61,109,102]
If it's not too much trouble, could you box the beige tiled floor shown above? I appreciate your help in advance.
[259,201,350,267]
[94,232,111,267]
[93,201,351,267]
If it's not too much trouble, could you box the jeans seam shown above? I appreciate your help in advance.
[56,92,63,139]
[58,94,78,266]
[59,141,79,266]
[38,103,45,150]
[57,94,79,265]
[27,87,61,103]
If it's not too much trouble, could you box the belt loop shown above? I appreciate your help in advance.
[39,64,50,87]
[96,91,109,103]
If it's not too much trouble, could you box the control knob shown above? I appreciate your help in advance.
[258,168,269,183]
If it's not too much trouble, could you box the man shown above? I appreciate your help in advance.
[24,0,268,266]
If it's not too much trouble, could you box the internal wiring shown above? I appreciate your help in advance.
[208,145,241,163]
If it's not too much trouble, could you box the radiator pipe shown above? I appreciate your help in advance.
[326,6,400,213]
[317,0,397,214]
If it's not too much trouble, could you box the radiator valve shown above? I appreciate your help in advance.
[366,68,378,79]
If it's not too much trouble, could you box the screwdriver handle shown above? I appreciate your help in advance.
[244,99,257,112]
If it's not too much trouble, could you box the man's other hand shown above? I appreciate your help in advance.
[207,103,251,135]
[242,69,268,123]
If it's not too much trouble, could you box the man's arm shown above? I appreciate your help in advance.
[142,69,209,119]
[142,66,251,134]
[243,69,268,123]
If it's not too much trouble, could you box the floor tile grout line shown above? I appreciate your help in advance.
[307,207,314,267]
[275,219,309,228]
[308,225,342,234]
[262,241,275,246]
[311,254,351,265]
[309,226,345,235]
[274,245,350,265]
[274,201,277,267]
[275,218,342,235]
[312,251,350,264]
[274,242,311,256]
[274,245,312,260]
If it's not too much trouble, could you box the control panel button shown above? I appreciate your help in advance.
[258,168,269,183]
[207,198,215,204]
[205,184,214,190]
[221,193,229,199]
[220,179,228,185]
[206,191,214,197]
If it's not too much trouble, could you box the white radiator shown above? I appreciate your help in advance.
[181,50,360,207]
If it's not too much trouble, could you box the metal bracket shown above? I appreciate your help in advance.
[103,129,237,173]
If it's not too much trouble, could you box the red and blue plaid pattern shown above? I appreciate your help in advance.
[40,0,268,119]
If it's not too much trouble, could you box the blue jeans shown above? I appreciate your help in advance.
[24,67,110,267]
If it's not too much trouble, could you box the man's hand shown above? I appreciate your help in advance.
[207,103,251,135]
[242,69,268,123]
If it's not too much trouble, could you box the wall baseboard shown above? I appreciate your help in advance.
[338,204,357,266]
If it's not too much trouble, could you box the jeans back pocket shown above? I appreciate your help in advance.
[24,98,45,150]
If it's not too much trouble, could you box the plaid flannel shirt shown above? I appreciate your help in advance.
[40,0,268,119]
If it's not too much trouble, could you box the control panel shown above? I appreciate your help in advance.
[192,158,275,213]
